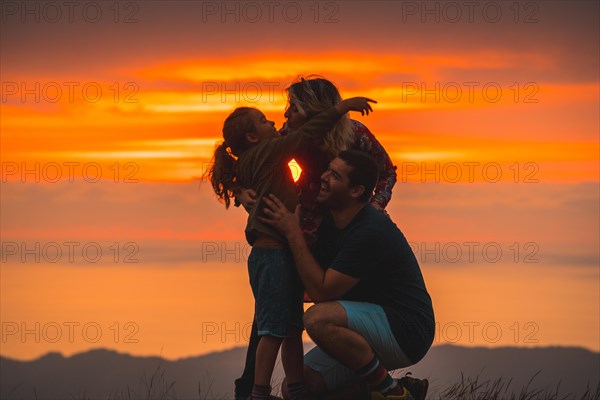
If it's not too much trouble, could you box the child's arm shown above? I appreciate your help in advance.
[335,97,376,116]
[265,97,377,162]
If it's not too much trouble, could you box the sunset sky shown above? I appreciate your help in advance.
[1,1,598,361]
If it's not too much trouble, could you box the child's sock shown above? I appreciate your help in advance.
[356,356,402,394]
[287,381,305,400]
[251,383,271,400]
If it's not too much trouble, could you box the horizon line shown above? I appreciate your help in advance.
[2,342,598,364]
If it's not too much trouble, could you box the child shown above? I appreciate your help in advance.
[208,97,375,400]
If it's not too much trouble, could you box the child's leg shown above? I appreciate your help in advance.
[254,335,283,398]
[248,247,302,398]
[282,326,305,399]
[248,248,283,392]
[281,326,303,382]
[282,252,306,400]
[234,318,259,399]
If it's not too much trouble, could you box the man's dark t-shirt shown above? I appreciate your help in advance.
[313,204,435,363]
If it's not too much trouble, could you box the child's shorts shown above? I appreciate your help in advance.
[248,247,304,338]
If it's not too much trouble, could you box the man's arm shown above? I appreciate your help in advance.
[259,195,359,303]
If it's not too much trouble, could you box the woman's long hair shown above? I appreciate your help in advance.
[207,107,255,208]
[287,76,355,156]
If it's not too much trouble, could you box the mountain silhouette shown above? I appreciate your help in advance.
[1,345,598,399]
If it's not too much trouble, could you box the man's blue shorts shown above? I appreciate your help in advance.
[304,301,413,391]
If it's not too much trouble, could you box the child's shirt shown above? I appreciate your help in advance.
[236,107,342,246]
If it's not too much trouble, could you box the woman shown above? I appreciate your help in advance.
[233,76,397,242]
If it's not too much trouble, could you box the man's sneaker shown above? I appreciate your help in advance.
[399,373,429,400]
[371,385,414,400]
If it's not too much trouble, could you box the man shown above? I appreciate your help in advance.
[260,150,434,400]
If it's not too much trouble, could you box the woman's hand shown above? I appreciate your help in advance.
[258,194,302,238]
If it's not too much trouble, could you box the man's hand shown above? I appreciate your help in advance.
[235,188,258,211]
[336,97,377,116]
[258,194,302,238]
[260,195,361,304]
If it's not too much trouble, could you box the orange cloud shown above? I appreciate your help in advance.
[1,50,597,184]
